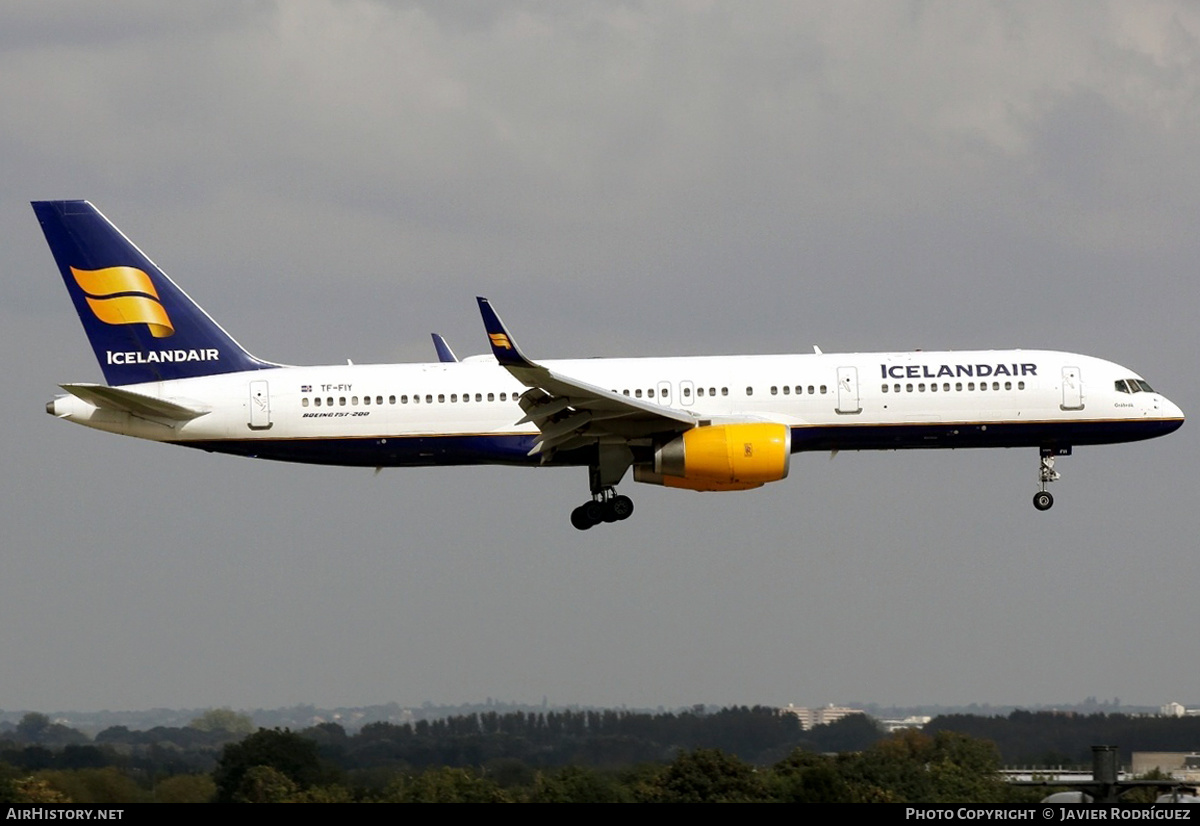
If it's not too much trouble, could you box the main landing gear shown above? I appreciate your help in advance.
[570,445,636,530]
[1033,446,1068,511]
[570,488,634,530]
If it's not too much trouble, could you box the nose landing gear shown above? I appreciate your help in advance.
[1033,446,1068,511]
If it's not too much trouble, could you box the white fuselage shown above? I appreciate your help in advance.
[50,349,1184,470]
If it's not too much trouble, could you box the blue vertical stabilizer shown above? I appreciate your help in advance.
[33,200,275,386]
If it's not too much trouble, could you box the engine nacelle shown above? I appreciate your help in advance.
[633,423,791,491]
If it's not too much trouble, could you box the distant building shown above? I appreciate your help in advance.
[782,703,867,730]
[880,715,932,733]
[1160,702,1200,717]
[1133,752,1200,783]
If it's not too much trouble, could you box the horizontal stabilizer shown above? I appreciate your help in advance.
[60,383,209,421]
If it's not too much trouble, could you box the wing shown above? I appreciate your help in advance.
[476,297,697,458]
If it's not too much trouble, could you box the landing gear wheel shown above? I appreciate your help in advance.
[570,505,594,530]
[1033,491,1054,511]
[571,488,634,529]
[600,503,620,522]
[583,500,606,525]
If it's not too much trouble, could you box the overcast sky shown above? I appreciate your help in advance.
[2,1,1198,715]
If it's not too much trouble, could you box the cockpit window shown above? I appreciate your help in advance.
[1117,378,1155,394]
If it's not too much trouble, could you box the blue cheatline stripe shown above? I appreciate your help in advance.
[171,417,1183,468]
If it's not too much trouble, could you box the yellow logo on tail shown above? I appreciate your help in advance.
[489,332,513,350]
[71,266,175,338]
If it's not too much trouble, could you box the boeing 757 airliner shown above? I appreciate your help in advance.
[35,201,1184,529]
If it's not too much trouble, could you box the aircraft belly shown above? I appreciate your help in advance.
[176,432,545,468]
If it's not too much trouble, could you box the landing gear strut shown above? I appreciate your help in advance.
[1033,446,1068,511]
[570,488,634,530]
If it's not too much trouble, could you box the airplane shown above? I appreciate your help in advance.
[35,200,1185,530]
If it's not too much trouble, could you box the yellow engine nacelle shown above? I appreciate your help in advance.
[633,423,791,491]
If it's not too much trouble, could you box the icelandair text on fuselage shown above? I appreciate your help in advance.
[882,363,1038,380]
[105,348,218,365]
[6,810,123,820]
[906,809,1190,821]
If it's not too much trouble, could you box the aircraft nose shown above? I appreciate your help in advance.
[1163,396,1185,423]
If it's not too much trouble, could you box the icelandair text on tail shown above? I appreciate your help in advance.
[106,348,218,365]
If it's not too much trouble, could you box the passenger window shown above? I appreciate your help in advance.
[882,384,889,393]
[1017,382,1024,390]
[327,397,334,406]
[771,386,778,395]
[992,382,999,391]
[488,392,495,401]
[746,387,754,396]
[302,397,309,407]
[648,389,655,398]
[450,394,457,403]
[820,385,827,394]
[426,395,433,404]
[906,384,913,393]
[721,387,728,396]
[314,397,322,407]
[635,389,643,398]
[684,387,692,398]
[807,386,814,395]
[352,396,358,405]
[339,397,346,406]
[968,382,975,391]
[389,395,396,404]
[1005,381,1012,390]
[955,382,962,391]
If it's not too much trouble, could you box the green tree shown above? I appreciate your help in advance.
[384,767,512,803]
[233,765,298,803]
[212,728,327,803]
[637,748,768,803]
[35,768,148,805]
[153,774,217,803]
[189,708,255,736]
[770,750,851,803]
